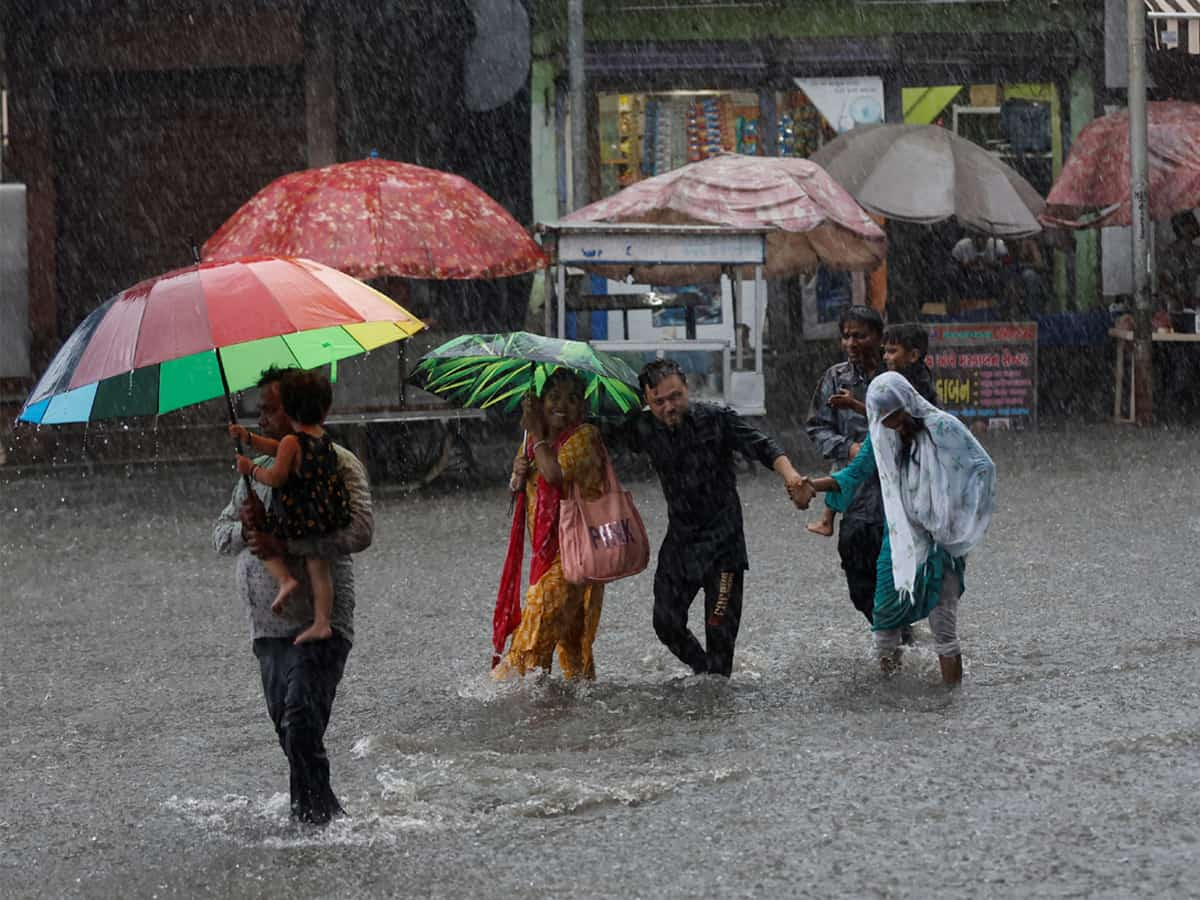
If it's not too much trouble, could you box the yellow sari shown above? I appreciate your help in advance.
[496,424,607,680]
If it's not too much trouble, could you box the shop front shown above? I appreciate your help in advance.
[529,0,1103,423]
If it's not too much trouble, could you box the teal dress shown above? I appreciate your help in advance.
[825,434,966,631]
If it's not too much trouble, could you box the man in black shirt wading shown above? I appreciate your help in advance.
[612,359,805,676]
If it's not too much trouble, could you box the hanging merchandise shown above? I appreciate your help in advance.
[686,96,731,163]
[653,98,674,175]
[778,113,796,157]
[777,90,835,159]
[616,94,642,187]
[642,99,658,178]
[716,97,733,153]
[736,117,760,155]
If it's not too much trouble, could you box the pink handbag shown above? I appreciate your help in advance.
[559,450,650,585]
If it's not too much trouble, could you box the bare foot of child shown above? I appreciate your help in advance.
[293,621,333,645]
[806,518,835,537]
[270,577,300,616]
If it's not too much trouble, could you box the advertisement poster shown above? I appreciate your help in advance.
[793,76,885,134]
[927,322,1038,431]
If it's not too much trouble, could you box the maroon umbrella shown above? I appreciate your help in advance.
[1042,101,1200,229]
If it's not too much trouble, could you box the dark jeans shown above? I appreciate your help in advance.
[837,517,884,625]
[253,634,351,824]
[653,567,745,676]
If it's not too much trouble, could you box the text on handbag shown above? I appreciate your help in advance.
[589,519,636,549]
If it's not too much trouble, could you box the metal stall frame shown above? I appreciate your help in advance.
[538,222,770,416]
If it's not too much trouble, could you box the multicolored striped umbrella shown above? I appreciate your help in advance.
[19,256,424,425]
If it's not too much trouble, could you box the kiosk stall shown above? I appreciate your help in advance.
[539,222,771,416]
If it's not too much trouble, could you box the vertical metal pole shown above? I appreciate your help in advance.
[728,268,744,370]
[754,263,765,376]
[556,261,567,338]
[568,0,588,211]
[1128,0,1153,423]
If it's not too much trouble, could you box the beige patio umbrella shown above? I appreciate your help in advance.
[811,123,1046,237]
[560,152,886,284]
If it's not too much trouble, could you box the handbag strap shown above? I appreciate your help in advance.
[566,442,621,501]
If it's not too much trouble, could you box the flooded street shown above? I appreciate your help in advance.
[3,424,1199,899]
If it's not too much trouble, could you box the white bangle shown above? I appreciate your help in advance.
[532,439,548,453]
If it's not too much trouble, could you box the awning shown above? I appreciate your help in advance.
[1147,0,1200,54]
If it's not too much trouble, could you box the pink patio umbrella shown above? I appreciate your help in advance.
[561,152,886,284]
[1042,101,1200,229]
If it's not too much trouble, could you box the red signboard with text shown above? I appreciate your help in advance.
[927,322,1038,431]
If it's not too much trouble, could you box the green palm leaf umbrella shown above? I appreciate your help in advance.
[409,331,641,415]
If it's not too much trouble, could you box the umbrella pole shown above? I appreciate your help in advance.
[215,348,253,492]
[192,241,251,489]
[509,361,538,512]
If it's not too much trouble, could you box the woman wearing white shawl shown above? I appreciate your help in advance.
[792,372,996,684]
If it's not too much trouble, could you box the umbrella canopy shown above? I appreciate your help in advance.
[560,152,886,280]
[202,158,548,280]
[810,123,1046,237]
[1041,101,1200,229]
[409,331,641,416]
[19,256,424,425]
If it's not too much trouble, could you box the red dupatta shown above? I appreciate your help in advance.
[492,425,580,666]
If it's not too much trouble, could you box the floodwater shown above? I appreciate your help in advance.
[2,424,1198,898]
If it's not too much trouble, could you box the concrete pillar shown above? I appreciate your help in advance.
[304,5,337,168]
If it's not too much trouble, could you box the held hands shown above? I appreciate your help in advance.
[234,453,256,477]
[228,423,251,445]
[782,470,805,501]
[788,476,817,510]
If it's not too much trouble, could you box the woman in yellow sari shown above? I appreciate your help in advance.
[492,369,608,680]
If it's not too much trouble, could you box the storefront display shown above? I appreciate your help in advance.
[598,91,761,198]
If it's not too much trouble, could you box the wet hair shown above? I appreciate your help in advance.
[882,322,930,357]
[540,367,586,403]
[256,365,301,388]
[638,358,686,393]
[279,369,333,426]
[838,305,884,337]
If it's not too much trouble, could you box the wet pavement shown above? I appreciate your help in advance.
[2,423,1198,898]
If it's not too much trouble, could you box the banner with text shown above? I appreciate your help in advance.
[928,322,1038,431]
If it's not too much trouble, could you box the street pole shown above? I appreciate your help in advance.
[567,0,588,211]
[1128,0,1153,424]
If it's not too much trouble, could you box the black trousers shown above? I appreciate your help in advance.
[652,567,745,677]
[837,518,884,625]
[253,634,351,824]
